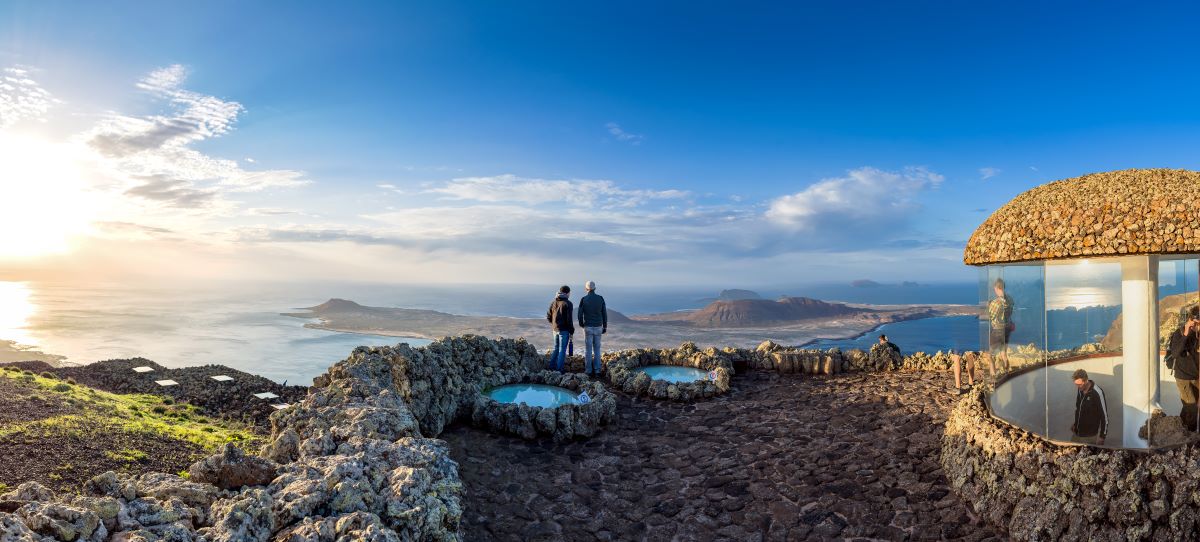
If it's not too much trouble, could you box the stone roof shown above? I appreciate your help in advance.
[964,168,1200,265]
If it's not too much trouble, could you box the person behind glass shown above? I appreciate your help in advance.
[545,285,575,372]
[1070,369,1108,446]
[987,278,1014,376]
[1166,306,1200,432]
[577,281,608,378]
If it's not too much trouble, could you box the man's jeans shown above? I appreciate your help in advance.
[584,326,603,375]
[1178,378,1199,431]
[550,330,570,372]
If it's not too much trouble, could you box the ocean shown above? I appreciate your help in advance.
[0,280,979,384]
[805,315,981,354]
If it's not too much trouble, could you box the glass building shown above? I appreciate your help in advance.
[964,169,1200,449]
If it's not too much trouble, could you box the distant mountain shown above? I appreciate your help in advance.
[851,279,881,288]
[663,296,862,328]
[308,298,369,313]
[696,289,762,304]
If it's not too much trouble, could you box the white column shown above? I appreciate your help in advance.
[1120,255,1159,448]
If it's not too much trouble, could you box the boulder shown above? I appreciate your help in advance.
[188,444,281,491]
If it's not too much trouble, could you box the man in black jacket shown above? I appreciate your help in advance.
[1070,369,1108,446]
[545,285,574,372]
[1167,307,1200,431]
[577,281,608,377]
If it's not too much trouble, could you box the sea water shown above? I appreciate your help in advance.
[634,365,710,383]
[806,315,980,354]
[485,384,579,408]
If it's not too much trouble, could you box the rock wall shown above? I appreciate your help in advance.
[468,371,617,441]
[941,387,1200,541]
[0,335,552,541]
[604,342,734,401]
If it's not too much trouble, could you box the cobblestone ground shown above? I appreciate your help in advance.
[443,371,1004,542]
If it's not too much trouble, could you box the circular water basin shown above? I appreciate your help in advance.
[634,365,711,384]
[485,384,580,408]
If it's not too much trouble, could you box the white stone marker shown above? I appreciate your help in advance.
[132,366,154,373]
[253,392,279,399]
[154,379,179,387]
[270,404,291,410]
[210,375,234,382]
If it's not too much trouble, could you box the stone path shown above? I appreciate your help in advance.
[442,371,1004,541]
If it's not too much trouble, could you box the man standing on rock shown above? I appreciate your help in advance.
[577,281,608,378]
[988,278,1014,376]
[546,285,575,372]
[1167,307,1200,431]
[1070,369,1108,446]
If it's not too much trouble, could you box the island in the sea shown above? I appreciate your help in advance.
[284,294,977,350]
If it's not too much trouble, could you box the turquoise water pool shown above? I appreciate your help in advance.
[485,384,580,408]
[634,365,710,383]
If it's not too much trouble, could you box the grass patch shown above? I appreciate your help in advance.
[104,448,148,462]
[0,371,261,451]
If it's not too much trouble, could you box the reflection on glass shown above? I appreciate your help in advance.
[1155,258,1200,446]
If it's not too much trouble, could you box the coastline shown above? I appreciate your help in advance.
[797,313,978,348]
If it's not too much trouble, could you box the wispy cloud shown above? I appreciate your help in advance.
[426,174,688,208]
[766,166,943,232]
[979,167,1000,180]
[605,122,644,145]
[78,65,309,209]
[124,174,219,209]
[0,66,60,128]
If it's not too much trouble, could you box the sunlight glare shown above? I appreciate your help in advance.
[0,281,36,346]
[0,132,95,258]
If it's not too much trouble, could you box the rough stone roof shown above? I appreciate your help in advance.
[964,168,1200,265]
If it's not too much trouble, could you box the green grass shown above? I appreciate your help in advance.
[104,448,148,462]
[0,371,261,451]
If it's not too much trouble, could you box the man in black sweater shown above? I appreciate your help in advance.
[1167,307,1200,431]
[1070,369,1108,446]
[545,285,574,372]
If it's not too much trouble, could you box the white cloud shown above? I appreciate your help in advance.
[427,174,688,208]
[605,122,644,144]
[78,65,309,209]
[979,167,1000,180]
[0,66,60,128]
[766,166,944,231]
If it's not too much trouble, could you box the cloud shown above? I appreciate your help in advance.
[979,167,1000,180]
[377,183,405,195]
[427,174,688,208]
[605,122,644,145]
[124,174,219,209]
[0,66,60,128]
[74,65,309,215]
[765,166,943,232]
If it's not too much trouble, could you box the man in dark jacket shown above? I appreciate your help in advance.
[546,285,575,372]
[1071,369,1108,446]
[577,281,608,377]
[1167,307,1200,431]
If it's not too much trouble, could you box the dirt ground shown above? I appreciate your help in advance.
[442,371,1004,542]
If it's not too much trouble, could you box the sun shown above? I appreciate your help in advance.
[0,132,96,258]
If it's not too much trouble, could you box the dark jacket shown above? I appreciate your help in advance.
[578,292,607,329]
[1073,381,1109,439]
[1168,328,1199,380]
[546,294,575,334]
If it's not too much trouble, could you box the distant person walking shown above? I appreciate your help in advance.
[546,285,575,372]
[988,278,1014,375]
[1070,369,1108,446]
[577,281,608,377]
[1167,307,1200,431]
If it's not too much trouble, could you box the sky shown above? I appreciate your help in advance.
[2,1,1200,288]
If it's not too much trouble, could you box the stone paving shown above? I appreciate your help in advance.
[443,371,1005,541]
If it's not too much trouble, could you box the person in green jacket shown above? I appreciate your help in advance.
[577,281,608,377]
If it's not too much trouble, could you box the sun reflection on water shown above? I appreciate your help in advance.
[0,281,36,346]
